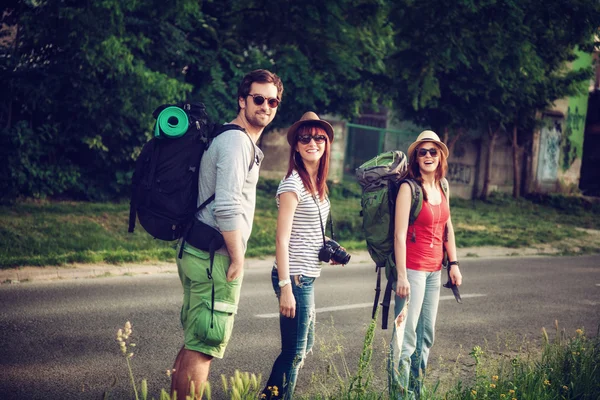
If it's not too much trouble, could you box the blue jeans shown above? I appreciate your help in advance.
[389,269,441,399]
[262,267,316,400]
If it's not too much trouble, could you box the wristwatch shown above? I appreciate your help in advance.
[278,278,291,288]
[448,261,460,267]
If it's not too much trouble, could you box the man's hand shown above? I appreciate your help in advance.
[279,286,296,318]
[226,260,244,282]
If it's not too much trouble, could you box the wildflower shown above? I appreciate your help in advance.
[509,389,515,394]
[500,395,506,398]
[544,379,550,386]
[562,385,568,391]
[492,375,499,381]
[490,383,497,389]
[471,389,477,396]
[272,386,279,397]
[575,329,583,336]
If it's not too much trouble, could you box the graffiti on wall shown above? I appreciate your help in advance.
[447,163,472,184]
[538,119,562,182]
[562,105,586,172]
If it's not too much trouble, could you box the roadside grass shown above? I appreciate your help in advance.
[111,318,600,399]
[1,179,600,268]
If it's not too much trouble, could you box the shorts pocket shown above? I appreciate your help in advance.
[193,300,236,347]
[180,303,189,328]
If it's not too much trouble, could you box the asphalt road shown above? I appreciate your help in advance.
[1,254,599,400]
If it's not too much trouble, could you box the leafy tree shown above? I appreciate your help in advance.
[1,0,396,200]
[228,0,395,128]
[386,0,599,199]
[1,0,193,200]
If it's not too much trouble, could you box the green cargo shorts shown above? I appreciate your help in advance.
[176,243,243,359]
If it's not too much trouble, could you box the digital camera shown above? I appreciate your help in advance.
[318,239,351,264]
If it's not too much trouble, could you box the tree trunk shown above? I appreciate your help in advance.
[442,126,462,156]
[512,123,520,198]
[481,124,498,200]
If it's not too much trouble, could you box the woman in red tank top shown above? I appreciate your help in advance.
[389,131,462,398]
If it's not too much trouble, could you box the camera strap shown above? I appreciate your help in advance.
[312,195,334,245]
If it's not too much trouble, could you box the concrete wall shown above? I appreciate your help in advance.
[447,138,482,199]
[259,116,347,183]
[258,102,589,199]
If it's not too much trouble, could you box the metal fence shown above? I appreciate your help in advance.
[344,122,417,176]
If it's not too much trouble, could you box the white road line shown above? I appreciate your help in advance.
[255,293,487,318]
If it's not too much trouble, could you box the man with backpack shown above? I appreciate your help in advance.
[170,69,284,399]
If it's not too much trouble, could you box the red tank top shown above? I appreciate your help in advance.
[405,196,450,272]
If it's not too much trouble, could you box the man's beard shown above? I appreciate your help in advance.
[244,108,271,128]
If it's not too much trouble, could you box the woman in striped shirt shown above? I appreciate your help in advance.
[262,112,340,400]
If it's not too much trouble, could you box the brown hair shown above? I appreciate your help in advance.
[237,69,284,112]
[285,124,330,201]
[407,142,448,201]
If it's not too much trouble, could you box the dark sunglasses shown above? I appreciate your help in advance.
[417,147,439,157]
[247,93,280,108]
[297,134,327,145]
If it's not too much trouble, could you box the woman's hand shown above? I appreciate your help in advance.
[450,266,462,286]
[329,246,348,266]
[395,276,410,298]
[279,285,296,318]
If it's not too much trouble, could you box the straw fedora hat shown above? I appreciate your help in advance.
[407,130,449,158]
[286,111,334,145]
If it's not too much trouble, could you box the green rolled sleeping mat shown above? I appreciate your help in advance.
[154,106,189,138]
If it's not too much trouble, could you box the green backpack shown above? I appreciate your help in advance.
[356,151,448,329]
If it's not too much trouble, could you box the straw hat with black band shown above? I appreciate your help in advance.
[287,112,334,146]
[407,130,449,159]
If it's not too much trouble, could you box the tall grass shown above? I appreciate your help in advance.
[110,319,599,399]
[440,322,600,400]
[1,180,600,268]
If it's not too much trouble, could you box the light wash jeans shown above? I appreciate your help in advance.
[389,269,441,399]
[262,267,316,400]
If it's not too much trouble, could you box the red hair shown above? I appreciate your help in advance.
[407,142,448,201]
[285,124,330,200]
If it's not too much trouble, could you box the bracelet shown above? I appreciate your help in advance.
[278,278,292,288]
[448,261,460,266]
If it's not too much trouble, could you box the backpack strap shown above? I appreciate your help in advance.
[399,178,423,242]
[381,274,395,330]
[441,177,450,242]
[372,266,382,320]
[440,177,449,198]
[178,193,217,259]
[216,123,257,172]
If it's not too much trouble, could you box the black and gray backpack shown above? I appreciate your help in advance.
[128,102,240,243]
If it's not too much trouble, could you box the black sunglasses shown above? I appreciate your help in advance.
[297,134,327,145]
[247,93,280,108]
[417,147,439,157]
